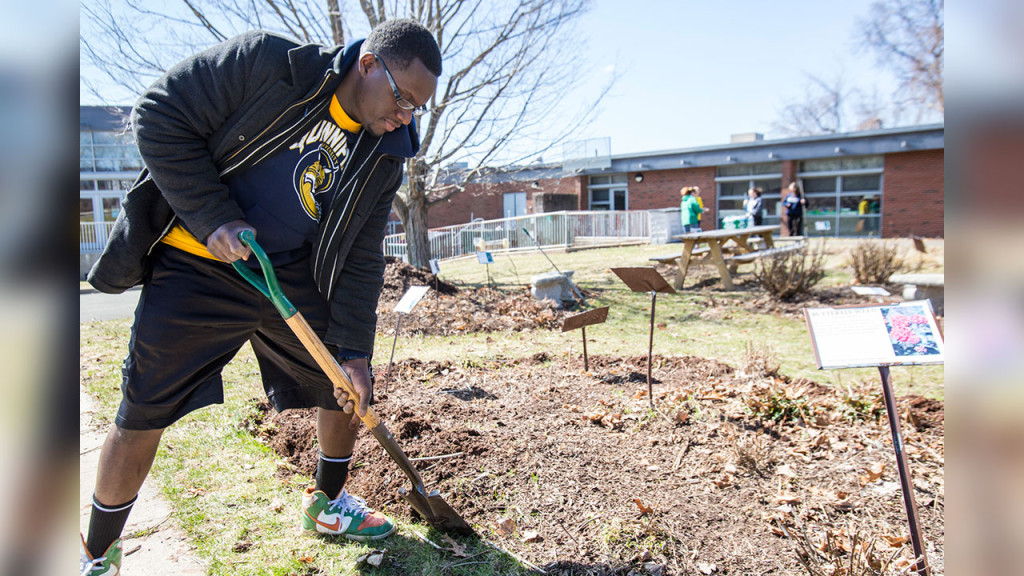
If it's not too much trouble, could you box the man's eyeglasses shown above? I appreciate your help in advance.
[373,54,429,117]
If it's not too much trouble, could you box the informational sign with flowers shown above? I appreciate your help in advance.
[804,300,944,369]
[882,305,941,357]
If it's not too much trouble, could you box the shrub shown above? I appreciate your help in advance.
[752,242,827,301]
[743,341,780,378]
[746,381,812,423]
[847,240,906,285]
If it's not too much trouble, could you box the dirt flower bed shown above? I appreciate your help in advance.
[242,354,944,575]
[376,257,572,335]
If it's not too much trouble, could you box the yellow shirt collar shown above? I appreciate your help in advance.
[330,95,362,133]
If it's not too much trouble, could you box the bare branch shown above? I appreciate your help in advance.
[182,0,228,41]
[857,0,943,113]
[82,0,610,268]
[325,0,345,45]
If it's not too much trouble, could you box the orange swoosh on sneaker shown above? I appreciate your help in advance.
[306,511,341,532]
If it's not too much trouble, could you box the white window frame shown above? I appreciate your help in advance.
[797,160,885,238]
[715,168,783,228]
[588,174,629,211]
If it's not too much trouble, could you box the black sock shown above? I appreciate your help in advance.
[86,495,136,559]
[315,451,352,500]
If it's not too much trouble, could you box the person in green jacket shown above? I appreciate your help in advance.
[680,186,703,233]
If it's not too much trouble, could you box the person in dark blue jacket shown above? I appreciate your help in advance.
[782,181,806,236]
[82,20,442,575]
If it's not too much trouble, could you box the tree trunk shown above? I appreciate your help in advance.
[402,160,432,269]
[325,0,344,46]
[405,192,431,269]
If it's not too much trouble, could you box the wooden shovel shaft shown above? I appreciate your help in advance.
[283,312,382,430]
[285,312,430,491]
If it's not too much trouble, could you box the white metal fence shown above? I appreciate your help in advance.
[80,210,652,260]
[80,222,116,253]
[383,210,649,261]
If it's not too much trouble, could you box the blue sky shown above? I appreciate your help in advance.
[553,0,905,156]
[76,0,966,160]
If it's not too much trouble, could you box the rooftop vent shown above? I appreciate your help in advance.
[730,132,764,143]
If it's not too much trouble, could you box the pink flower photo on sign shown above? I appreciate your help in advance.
[882,305,940,357]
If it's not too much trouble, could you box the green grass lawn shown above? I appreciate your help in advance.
[420,240,943,398]
[80,238,943,575]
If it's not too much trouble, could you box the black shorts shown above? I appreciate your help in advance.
[115,245,344,430]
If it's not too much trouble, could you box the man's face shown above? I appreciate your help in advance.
[358,54,438,137]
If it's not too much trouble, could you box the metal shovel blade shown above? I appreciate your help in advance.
[398,486,475,535]
[369,422,475,536]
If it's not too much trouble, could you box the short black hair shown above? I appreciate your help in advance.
[363,18,442,77]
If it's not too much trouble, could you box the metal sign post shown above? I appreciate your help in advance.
[561,307,610,371]
[610,267,675,409]
[383,286,430,393]
[476,251,494,288]
[804,302,944,576]
[879,365,930,576]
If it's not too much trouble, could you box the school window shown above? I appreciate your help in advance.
[715,162,782,228]
[80,130,145,173]
[588,174,628,211]
[797,156,884,238]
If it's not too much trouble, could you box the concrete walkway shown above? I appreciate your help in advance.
[80,389,206,575]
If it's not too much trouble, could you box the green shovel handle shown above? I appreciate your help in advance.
[231,230,297,319]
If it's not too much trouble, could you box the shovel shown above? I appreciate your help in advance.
[231,230,474,536]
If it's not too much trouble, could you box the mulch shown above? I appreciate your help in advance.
[239,258,944,574]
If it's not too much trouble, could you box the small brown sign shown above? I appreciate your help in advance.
[610,267,675,294]
[561,306,610,332]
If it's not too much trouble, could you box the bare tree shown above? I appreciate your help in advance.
[81,0,344,102]
[80,0,607,269]
[359,0,605,268]
[772,74,855,137]
[771,0,942,137]
[857,0,944,117]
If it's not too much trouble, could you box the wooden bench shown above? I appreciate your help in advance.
[724,242,805,264]
[648,247,709,265]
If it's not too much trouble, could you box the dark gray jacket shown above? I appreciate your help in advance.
[87,31,419,354]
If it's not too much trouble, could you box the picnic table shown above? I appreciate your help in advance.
[666,225,795,290]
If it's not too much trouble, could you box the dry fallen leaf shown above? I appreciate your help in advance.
[355,549,387,567]
[609,412,623,427]
[675,410,690,424]
[634,498,654,515]
[859,462,886,485]
[881,533,909,547]
[713,475,734,489]
[521,530,541,542]
[775,464,796,478]
[773,492,802,505]
[232,540,253,553]
[697,561,717,574]
[441,534,470,557]
[774,504,794,516]
[494,516,514,537]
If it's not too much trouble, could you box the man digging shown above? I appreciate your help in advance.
[82,20,441,574]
